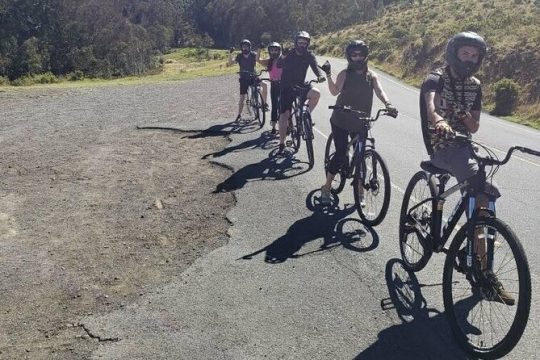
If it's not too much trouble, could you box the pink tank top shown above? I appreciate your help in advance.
[268,60,282,81]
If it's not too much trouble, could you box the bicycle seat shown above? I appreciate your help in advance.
[420,160,450,175]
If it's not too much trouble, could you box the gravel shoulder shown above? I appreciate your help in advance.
[0,76,238,359]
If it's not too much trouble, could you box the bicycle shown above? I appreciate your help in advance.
[399,133,540,359]
[239,70,268,128]
[324,106,397,226]
[284,79,321,168]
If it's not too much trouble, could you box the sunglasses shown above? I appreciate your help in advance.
[350,52,365,58]
[297,41,309,46]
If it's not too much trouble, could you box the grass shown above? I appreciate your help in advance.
[0,48,236,91]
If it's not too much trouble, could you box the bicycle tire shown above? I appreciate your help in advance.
[443,216,531,359]
[355,149,391,226]
[290,109,301,151]
[303,111,314,169]
[256,89,266,128]
[324,133,346,194]
[398,171,436,271]
[250,87,261,123]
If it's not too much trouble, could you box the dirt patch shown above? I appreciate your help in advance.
[0,77,237,359]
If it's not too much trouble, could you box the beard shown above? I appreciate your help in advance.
[348,60,367,71]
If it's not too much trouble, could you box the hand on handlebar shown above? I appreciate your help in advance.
[385,103,398,117]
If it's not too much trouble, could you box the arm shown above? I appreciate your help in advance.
[256,48,269,67]
[372,72,391,106]
[226,52,236,67]
[309,53,323,79]
[327,70,346,96]
[459,89,481,133]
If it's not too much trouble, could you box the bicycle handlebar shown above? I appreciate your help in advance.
[328,105,397,121]
[237,70,267,77]
[429,130,540,166]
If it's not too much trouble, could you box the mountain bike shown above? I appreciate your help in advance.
[284,79,321,169]
[324,106,397,226]
[399,133,540,359]
[239,70,268,128]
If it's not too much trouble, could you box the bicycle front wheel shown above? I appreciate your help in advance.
[399,171,436,272]
[355,150,390,226]
[303,111,314,169]
[324,133,346,194]
[250,87,261,123]
[256,89,266,128]
[443,217,531,359]
[289,110,301,151]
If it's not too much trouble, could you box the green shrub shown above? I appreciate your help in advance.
[0,76,9,85]
[68,70,85,81]
[491,78,520,116]
[37,72,59,84]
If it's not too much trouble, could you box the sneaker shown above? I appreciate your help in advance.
[485,271,515,306]
[263,104,269,112]
[270,121,277,135]
[320,186,332,206]
[277,143,285,154]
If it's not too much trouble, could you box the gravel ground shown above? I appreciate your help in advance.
[0,76,239,359]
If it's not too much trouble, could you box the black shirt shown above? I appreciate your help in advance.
[235,52,256,79]
[278,50,322,87]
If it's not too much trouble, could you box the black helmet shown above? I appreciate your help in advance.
[345,40,369,63]
[240,39,251,47]
[267,42,282,59]
[446,32,487,78]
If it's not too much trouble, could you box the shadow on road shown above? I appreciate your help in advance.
[239,190,380,263]
[355,258,468,360]
[213,152,312,193]
[203,130,278,159]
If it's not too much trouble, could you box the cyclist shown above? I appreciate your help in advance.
[257,42,282,134]
[419,31,513,305]
[320,40,397,206]
[227,39,268,121]
[276,31,326,153]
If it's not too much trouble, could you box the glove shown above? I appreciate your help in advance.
[229,47,234,53]
[385,103,398,117]
[435,120,454,137]
[320,60,331,76]
[317,76,326,83]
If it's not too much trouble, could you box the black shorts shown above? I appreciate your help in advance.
[279,84,311,114]
[239,77,254,95]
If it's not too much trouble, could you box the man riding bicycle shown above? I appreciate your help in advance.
[276,31,326,154]
[420,31,513,305]
[227,39,268,122]
[320,40,397,205]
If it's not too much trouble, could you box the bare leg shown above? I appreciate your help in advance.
[237,94,245,117]
[278,110,290,145]
[306,87,321,113]
[261,82,268,108]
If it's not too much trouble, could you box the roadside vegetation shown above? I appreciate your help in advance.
[314,0,540,128]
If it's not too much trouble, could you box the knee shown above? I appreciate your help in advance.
[308,88,320,100]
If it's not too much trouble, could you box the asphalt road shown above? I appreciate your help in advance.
[83,58,540,359]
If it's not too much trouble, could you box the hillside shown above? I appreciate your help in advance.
[314,0,540,126]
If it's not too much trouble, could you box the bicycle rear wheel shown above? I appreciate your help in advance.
[355,149,390,226]
[324,133,346,194]
[399,171,436,272]
[443,217,531,359]
[303,111,314,169]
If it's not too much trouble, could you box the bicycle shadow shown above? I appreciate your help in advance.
[239,190,379,263]
[202,130,278,159]
[185,119,262,138]
[355,258,469,359]
[213,153,311,193]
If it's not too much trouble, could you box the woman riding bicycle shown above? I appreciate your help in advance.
[320,40,397,205]
[257,42,282,135]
